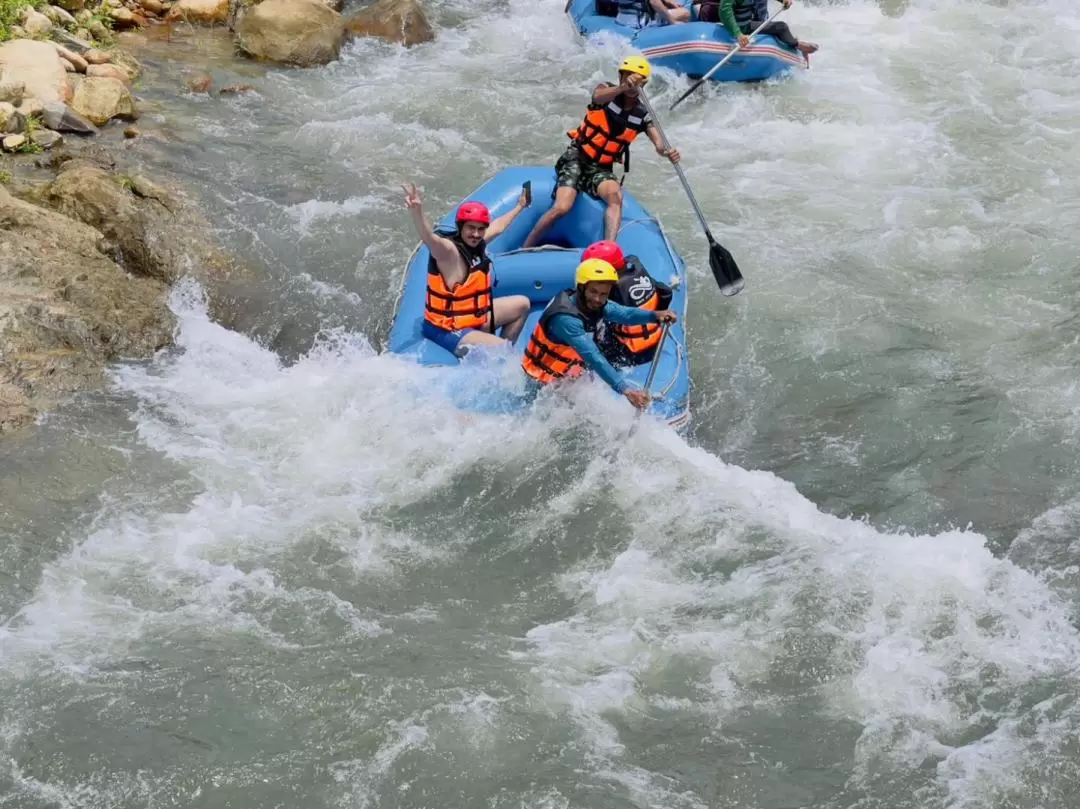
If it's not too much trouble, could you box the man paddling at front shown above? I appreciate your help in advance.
[520,258,677,411]
[403,183,531,357]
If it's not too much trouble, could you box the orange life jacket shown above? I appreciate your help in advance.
[609,263,662,353]
[567,91,650,170]
[424,230,494,332]
[521,290,602,385]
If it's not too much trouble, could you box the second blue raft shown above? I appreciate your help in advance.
[565,0,806,84]
[388,166,692,431]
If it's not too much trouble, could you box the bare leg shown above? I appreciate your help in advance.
[596,179,624,241]
[456,295,531,353]
[457,330,511,352]
[491,295,530,344]
[523,186,577,248]
[751,20,816,53]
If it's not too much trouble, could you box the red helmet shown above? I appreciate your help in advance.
[582,240,626,271]
[456,201,491,227]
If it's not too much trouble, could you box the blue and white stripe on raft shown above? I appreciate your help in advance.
[565,0,806,84]
[387,166,692,432]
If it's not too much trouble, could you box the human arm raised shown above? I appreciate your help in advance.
[402,183,459,271]
[485,186,530,241]
[591,73,646,107]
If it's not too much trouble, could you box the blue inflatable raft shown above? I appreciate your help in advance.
[565,0,806,84]
[388,166,691,431]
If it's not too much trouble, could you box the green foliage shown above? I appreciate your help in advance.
[0,0,46,42]
[89,10,113,30]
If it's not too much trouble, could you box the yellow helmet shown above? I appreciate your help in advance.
[618,55,651,81]
[575,258,619,287]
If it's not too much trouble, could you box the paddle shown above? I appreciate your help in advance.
[597,324,676,480]
[636,89,745,296]
[625,321,671,439]
[668,6,787,113]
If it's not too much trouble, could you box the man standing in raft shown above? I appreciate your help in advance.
[521,56,681,249]
[403,183,531,357]
[521,258,677,410]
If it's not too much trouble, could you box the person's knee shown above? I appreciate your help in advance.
[460,330,505,349]
[509,295,529,318]
[601,185,623,206]
[550,193,576,217]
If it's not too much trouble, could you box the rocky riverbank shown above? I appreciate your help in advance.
[0,0,432,148]
[1,0,436,435]
[0,145,253,433]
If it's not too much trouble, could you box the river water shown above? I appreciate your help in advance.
[3,0,1080,806]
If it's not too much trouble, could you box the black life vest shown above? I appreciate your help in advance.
[604,257,663,355]
[734,0,757,27]
[608,257,658,308]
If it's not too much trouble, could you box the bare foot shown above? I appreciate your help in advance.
[796,41,819,54]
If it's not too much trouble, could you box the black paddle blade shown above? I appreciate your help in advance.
[669,79,704,113]
[708,236,744,296]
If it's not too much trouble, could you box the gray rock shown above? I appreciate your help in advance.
[52,30,95,54]
[49,5,79,26]
[0,79,25,105]
[0,181,171,434]
[42,100,99,135]
[86,19,110,40]
[21,7,55,35]
[17,97,44,118]
[31,128,63,149]
[0,108,27,135]
[2,133,27,151]
[0,101,18,132]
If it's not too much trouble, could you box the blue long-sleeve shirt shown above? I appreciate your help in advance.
[546,300,658,394]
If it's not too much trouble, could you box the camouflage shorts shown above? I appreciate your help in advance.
[554,147,618,199]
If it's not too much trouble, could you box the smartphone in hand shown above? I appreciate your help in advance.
[522,181,532,207]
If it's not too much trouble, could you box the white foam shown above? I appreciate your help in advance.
[5,0,1080,805]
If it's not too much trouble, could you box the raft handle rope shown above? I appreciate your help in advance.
[494,246,579,256]
[655,331,684,399]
